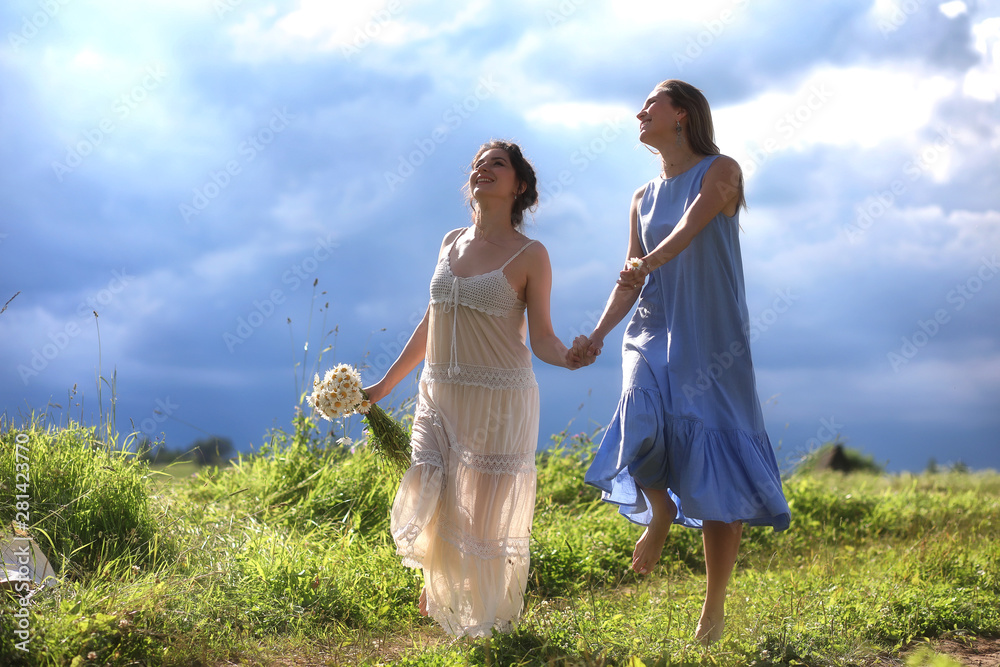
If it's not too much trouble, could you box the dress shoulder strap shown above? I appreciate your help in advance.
[446,228,464,254]
[500,239,537,270]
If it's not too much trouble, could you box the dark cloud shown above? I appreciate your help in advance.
[2,1,998,472]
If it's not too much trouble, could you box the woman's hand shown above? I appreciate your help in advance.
[617,258,650,290]
[585,333,605,359]
[566,335,598,369]
[363,381,389,405]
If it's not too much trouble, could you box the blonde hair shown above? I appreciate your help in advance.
[656,79,746,212]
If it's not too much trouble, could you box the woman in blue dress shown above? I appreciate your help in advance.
[578,80,791,645]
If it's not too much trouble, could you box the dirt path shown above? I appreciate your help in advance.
[876,636,1000,667]
[916,636,1000,667]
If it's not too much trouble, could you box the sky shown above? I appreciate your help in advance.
[1,0,998,473]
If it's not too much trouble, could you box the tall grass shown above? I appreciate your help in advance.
[0,416,164,575]
[1,410,998,666]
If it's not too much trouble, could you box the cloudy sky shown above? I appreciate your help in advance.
[2,0,998,472]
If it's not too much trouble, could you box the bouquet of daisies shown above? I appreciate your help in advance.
[306,363,411,472]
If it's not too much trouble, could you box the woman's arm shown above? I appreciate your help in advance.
[522,242,573,368]
[638,156,742,273]
[600,155,743,320]
[584,185,648,356]
[363,305,429,404]
[363,229,463,402]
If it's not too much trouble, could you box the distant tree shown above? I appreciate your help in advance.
[188,436,234,466]
[950,460,969,474]
[925,458,939,474]
[796,440,884,475]
[139,442,183,465]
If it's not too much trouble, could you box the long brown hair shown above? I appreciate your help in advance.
[657,79,746,213]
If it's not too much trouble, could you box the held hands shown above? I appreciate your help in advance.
[618,257,649,291]
[565,334,601,370]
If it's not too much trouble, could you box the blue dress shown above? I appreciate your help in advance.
[585,155,791,531]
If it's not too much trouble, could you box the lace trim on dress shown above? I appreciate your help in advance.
[438,517,531,561]
[422,362,537,390]
[396,523,425,569]
[456,444,535,476]
[453,619,514,638]
[411,448,444,469]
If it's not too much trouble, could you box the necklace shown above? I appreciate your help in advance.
[473,222,505,247]
[661,152,700,179]
[473,218,522,248]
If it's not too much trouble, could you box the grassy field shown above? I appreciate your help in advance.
[2,413,998,666]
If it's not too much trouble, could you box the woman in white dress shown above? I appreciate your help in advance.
[364,140,594,637]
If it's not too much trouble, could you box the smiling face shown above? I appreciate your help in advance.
[464,140,539,230]
[636,88,686,145]
[469,147,522,203]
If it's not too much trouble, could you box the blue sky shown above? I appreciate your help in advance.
[2,0,998,472]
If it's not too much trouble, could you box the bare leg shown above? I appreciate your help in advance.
[696,520,742,645]
[418,587,428,617]
[632,486,677,575]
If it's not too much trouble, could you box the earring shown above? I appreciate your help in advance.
[675,120,682,147]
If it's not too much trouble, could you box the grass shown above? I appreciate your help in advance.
[1,412,998,666]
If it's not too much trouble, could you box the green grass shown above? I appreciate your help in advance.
[1,413,998,666]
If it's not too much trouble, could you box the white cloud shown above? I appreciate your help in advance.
[226,0,495,62]
[228,0,411,61]
[4,0,998,470]
[607,0,750,25]
[938,1,968,19]
[963,17,1000,101]
[714,65,957,178]
[523,102,633,130]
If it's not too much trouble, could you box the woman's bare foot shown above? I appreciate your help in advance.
[695,606,725,646]
[695,615,724,646]
[418,587,428,616]
[632,515,671,574]
[632,487,677,574]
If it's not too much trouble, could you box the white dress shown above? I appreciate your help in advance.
[390,237,540,637]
